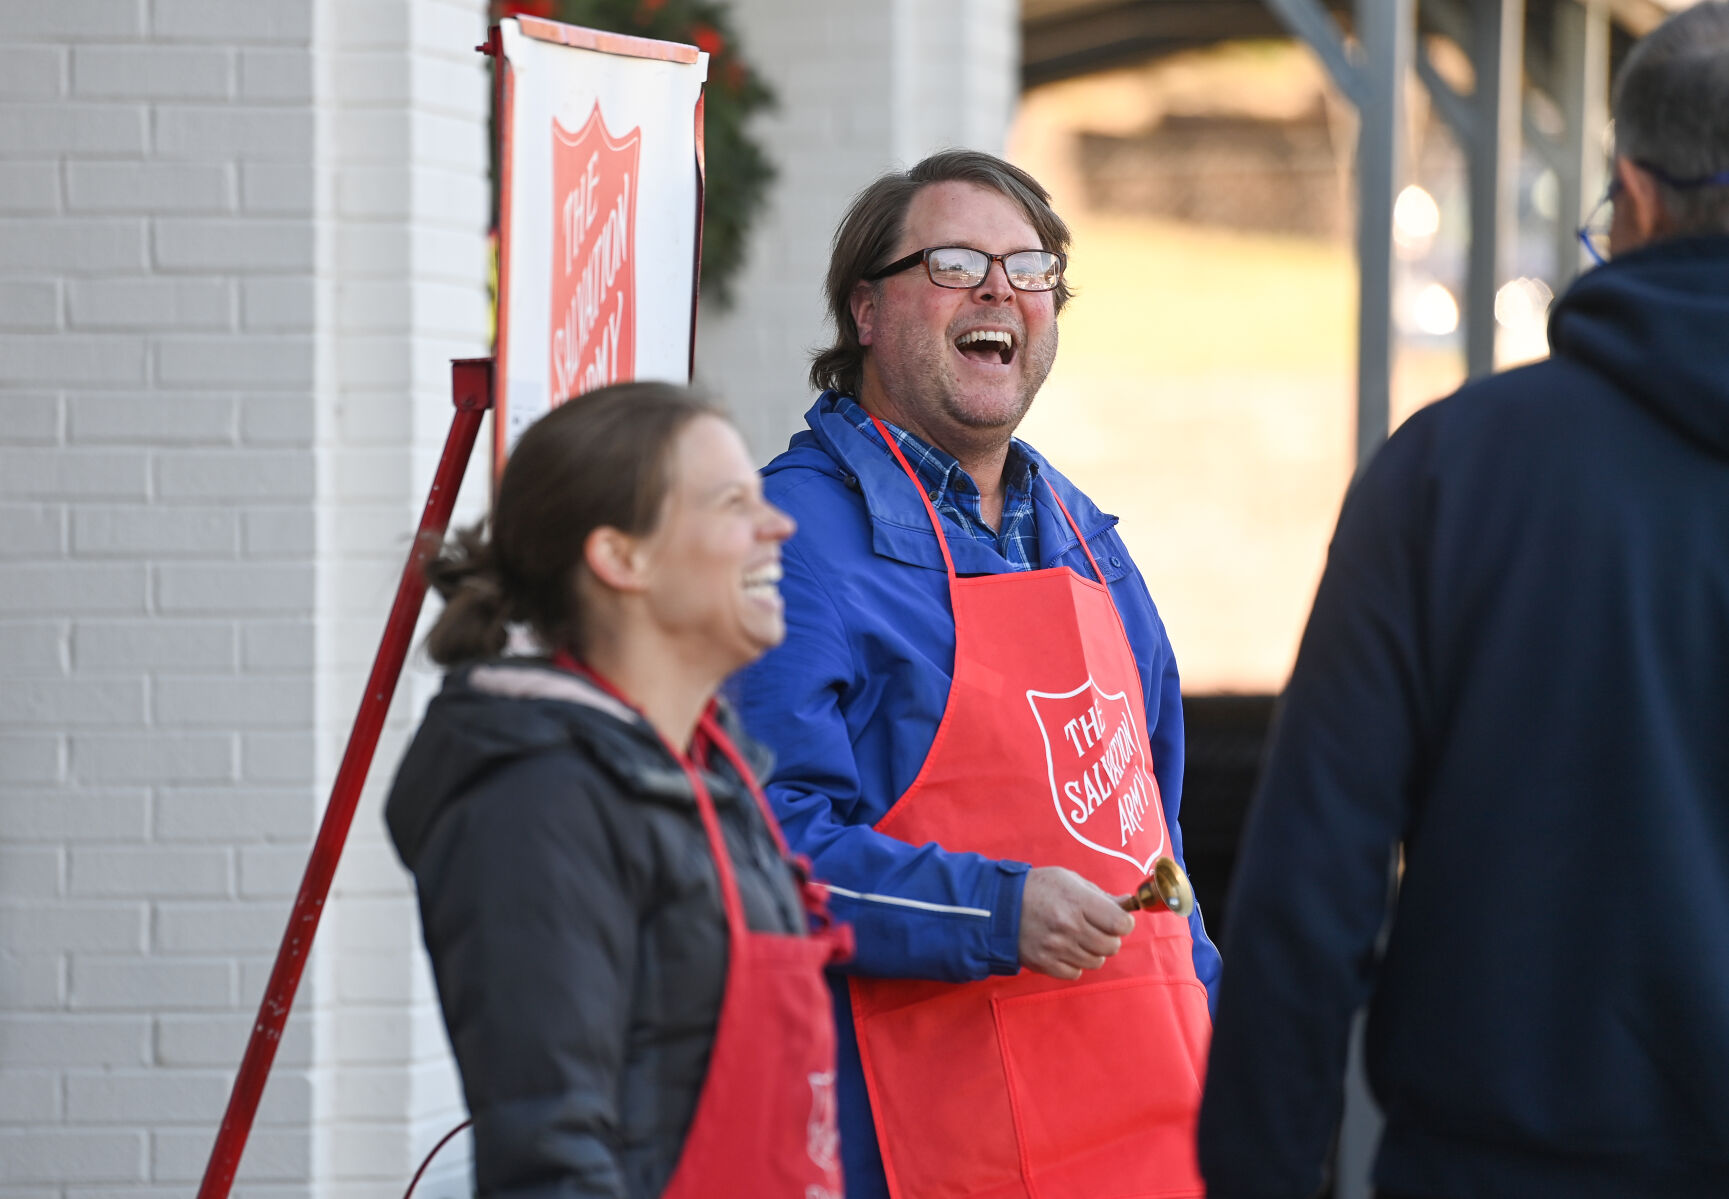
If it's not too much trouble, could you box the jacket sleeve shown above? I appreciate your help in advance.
[1197,425,1430,1199]
[736,537,1028,983]
[413,754,638,1199]
[1133,584,1223,1009]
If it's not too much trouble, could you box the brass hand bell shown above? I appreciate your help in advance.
[1116,856,1195,918]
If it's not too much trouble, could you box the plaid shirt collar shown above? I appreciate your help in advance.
[834,393,1041,571]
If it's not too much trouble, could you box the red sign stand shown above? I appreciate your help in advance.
[195,358,494,1199]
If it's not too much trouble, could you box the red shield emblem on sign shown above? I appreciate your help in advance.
[1026,678,1166,873]
[550,102,640,405]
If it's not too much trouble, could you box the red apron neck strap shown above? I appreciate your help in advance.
[867,414,957,581]
[1044,483,1109,586]
[549,652,750,939]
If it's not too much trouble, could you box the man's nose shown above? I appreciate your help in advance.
[975,258,1016,302]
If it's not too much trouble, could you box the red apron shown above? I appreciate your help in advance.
[849,419,1211,1199]
[555,655,852,1199]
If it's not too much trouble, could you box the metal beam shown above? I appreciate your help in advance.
[1465,0,1525,378]
[1552,0,1611,283]
[1261,0,1368,106]
[1416,37,1476,145]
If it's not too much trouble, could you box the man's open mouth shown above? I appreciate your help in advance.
[955,329,1017,365]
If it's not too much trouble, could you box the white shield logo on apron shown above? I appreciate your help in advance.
[1026,678,1166,873]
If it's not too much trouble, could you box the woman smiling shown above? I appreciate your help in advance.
[385,381,849,1199]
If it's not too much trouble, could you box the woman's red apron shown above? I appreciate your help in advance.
[848,418,1210,1199]
[555,654,852,1198]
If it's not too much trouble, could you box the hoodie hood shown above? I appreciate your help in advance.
[1548,235,1729,456]
[384,658,771,872]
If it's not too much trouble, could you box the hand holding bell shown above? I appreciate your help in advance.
[1116,856,1195,918]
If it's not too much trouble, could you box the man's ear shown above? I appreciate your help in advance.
[849,281,877,347]
[583,526,646,594]
[1617,156,1667,243]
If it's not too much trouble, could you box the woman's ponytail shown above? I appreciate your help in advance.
[422,523,512,666]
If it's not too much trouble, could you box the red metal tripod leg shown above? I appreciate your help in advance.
[197,358,494,1199]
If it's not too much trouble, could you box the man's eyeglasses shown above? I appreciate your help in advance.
[866,246,1067,293]
[1577,159,1729,266]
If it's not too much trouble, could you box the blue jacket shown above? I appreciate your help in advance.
[1199,236,1729,1198]
[735,393,1221,1199]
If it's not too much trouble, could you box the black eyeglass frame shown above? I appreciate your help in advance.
[865,245,1068,293]
[1577,158,1729,266]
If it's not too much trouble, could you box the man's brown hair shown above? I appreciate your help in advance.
[809,150,1073,400]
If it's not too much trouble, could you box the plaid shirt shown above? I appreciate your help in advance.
[837,393,1039,571]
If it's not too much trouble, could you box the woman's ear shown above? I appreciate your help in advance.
[583,526,647,594]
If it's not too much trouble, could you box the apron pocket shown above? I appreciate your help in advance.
[992,976,1209,1199]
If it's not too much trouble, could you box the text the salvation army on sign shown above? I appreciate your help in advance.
[1027,678,1167,874]
[551,102,640,405]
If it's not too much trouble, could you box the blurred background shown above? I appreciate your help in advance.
[0,0,1695,1194]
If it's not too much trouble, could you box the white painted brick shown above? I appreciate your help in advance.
[330,1007,413,1064]
[239,732,314,784]
[155,1011,309,1068]
[69,393,233,443]
[0,336,147,386]
[0,0,147,39]
[240,398,313,445]
[0,677,144,726]
[153,219,311,271]
[68,278,231,329]
[239,49,311,101]
[153,786,313,841]
[0,219,145,271]
[0,282,59,331]
[0,163,61,213]
[66,1070,229,1123]
[66,161,232,214]
[332,336,408,388]
[0,505,64,559]
[73,620,233,671]
[327,394,410,446]
[156,336,313,388]
[151,0,313,43]
[412,1,486,61]
[333,449,411,502]
[240,164,314,216]
[155,900,287,953]
[0,1016,149,1070]
[240,623,313,671]
[0,956,63,1009]
[0,791,148,843]
[333,54,407,104]
[238,843,311,897]
[70,734,235,785]
[72,46,231,98]
[0,848,61,899]
[153,677,311,729]
[72,507,237,556]
[410,111,486,173]
[156,450,312,500]
[0,1130,145,1184]
[242,511,314,557]
[0,105,147,155]
[411,54,487,117]
[0,903,144,952]
[0,1073,58,1122]
[0,737,63,785]
[0,48,63,99]
[70,846,230,897]
[240,277,313,329]
[333,952,417,1004]
[0,623,65,673]
[157,563,312,615]
[0,564,148,615]
[327,1123,413,1180]
[0,449,148,499]
[0,395,59,443]
[155,107,312,159]
[152,1127,309,1184]
[69,955,233,1010]
[332,897,417,954]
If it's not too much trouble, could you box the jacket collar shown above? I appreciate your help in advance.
[800,392,1121,576]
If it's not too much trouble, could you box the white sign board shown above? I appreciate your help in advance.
[494,17,707,464]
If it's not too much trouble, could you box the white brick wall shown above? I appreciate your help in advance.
[0,0,488,1194]
[694,0,1020,462]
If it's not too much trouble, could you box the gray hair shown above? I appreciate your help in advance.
[1612,0,1729,235]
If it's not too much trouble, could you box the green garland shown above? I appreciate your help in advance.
[495,0,775,308]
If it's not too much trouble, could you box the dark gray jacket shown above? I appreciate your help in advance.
[385,659,807,1198]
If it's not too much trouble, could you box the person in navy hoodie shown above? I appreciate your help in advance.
[734,150,1220,1199]
[1199,6,1729,1197]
